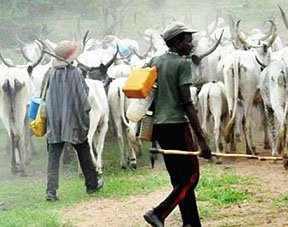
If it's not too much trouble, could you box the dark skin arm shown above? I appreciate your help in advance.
[180,84,212,159]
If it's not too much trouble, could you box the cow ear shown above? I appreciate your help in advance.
[263,44,268,54]
[79,67,87,78]
[100,63,107,74]
[27,65,33,75]
[191,54,201,65]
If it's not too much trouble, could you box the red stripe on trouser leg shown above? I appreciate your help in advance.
[152,123,200,224]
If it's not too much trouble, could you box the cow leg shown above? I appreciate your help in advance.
[118,125,128,169]
[10,133,18,175]
[93,121,108,174]
[259,102,271,149]
[24,113,36,165]
[127,123,141,169]
[17,134,28,177]
[265,106,277,156]
[242,103,257,155]
[228,131,237,152]
[5,136,11,155]
[235,100,243,142]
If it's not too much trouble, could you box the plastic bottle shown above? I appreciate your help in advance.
[126,83,157,123]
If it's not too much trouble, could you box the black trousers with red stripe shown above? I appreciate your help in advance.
[152,123,201,226]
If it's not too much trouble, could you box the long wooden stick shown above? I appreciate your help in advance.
[149,148,283,161]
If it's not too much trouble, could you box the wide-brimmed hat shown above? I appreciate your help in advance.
[52,40,83,68]
[161,21,197,42]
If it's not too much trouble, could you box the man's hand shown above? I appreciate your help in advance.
[198,139,212,159]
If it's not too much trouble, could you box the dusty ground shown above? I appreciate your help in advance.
[61,153,288,227]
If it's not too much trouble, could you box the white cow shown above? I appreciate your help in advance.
[198,81,229,154]
[222,49,262,155]
[107,77,142,169]
[0,48,44,176]
[222,20,277,155]
[85,79,109,174]
[0,66,35,176]
[259,59,288,157]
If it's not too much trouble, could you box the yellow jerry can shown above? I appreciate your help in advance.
[122,66,157,98]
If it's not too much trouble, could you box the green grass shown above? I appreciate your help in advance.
[196,164,251,219]
[0,159,254,227]
[197,165,249,206]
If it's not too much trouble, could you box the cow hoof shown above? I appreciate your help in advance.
[215,158,222,165]
[20,171,28,177]
[236,134,241,142]
[129,163,137,170]
[264,143,271,150]
[11,167,19,175]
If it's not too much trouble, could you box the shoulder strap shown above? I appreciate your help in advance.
[40,68,52,99]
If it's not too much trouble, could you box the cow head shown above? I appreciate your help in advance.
[77,44,119,81]
[0,42,44,76]
[236,20,277,65]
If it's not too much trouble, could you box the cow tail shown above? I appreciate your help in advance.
[202,84,211,134]
[118,86,130,128]
[224,57,240,142]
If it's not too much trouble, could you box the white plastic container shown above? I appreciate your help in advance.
[126,83,157,122]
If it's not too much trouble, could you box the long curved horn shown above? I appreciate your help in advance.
[236,20,251,50]
[197,29,224,61]
[0,53,16,67]
[132,49,145,60]
[134,35,155,59]
[266,20,277,48]
[82,30,90,48]
[104,44,119,69]
[279,6,288,29]
[255,56,267,69]
[15,34,26,46]
[228,14,236,40]
[20,47,32,62]
[260,20,274,41]
[31,42,45,68]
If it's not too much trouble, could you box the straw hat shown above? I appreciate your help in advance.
[161,21,197,42]
[52,40,83,68]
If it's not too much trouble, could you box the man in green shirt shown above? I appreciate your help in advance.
[144,22,211,227]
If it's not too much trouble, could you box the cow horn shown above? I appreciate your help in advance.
[266,20,277,48]
[236,20,251,50]
[255,56,267,69]
[133,35,155,60]
[104,44,119,69]
[260,20,274,41]
[20,47,31,62]
[82,30,90,48]
[31,42,45,68]
[0,53,16,67]
[228,14,236,40]
[197,29,224,61]
[132,49,145,60]
[279,6,288,29]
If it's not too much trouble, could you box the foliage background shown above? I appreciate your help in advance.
[1,0,288,50]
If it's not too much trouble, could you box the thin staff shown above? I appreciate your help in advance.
[149,148,283,161]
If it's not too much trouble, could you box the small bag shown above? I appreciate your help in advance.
[30,72,50,137]
[30,114,46,137]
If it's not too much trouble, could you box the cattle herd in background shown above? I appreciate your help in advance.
[1,6,288,177]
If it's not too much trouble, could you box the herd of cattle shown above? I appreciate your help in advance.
[1,6,288,177]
